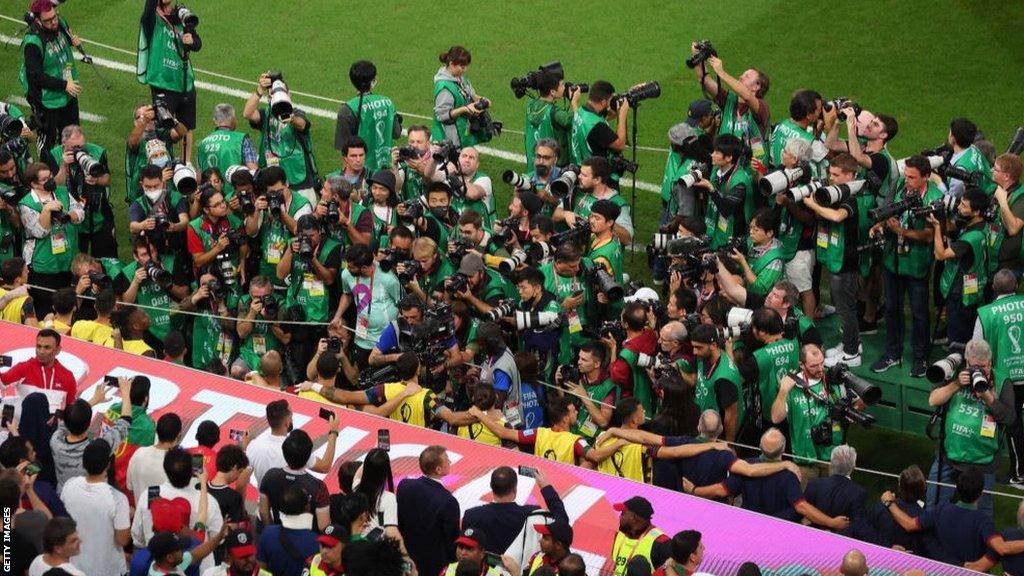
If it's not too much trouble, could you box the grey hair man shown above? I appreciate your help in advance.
[803,445,877,541]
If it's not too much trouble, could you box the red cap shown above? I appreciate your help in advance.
[151,497,191,533]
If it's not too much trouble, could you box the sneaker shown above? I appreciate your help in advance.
[910,360,928,378]
[1009,476,1024,489]
[825,344,845,358]
[827,351,862,368]
[817,305,837,319]
[871,356,899,373]
[859,318,879,335]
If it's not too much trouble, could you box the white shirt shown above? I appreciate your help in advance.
[60,477,130,576]
[29,556,86,576]
[246,432,314,487]
[126,445,169,506]
[131,482,224,548]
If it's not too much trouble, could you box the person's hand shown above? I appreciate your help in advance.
[289,239,300,253]
[328,316,344,334]
[706,55,724,74]
[4,417,19,437]
[601,334,618,357]
[884,217,902,234]
[501,555,522,576]
[254,196,268,212]
[694,177,713,191]
[197,463,208,484]
[61,147,76,166]
[569,85,582,106]
[133,267,148,284]
[843,107,858,129]
[957,370,971,388]
[995,185,1008,205]
[17,462,37,493]
[564,381,586,400]
[249,297,263,315]
[3,285,28,300]
[214,235,230,251]
[390,147,401,167]
[617,97,630,118]
[337,210,349,226]
[681,477,696,494]
[191,283,210,305]
[830,516,851,531]
[226,195,241,212]
[462,104,483,117]
[65,79,81,97]
[43,200,64,215]
[561,291,584,310]
[255,73,272,95]
[314,202,327,218]
[118,377,133,398]
[779,374,797,395]
[70,34,81,47]
[316,338,328,355]
[467,405,483,419]
[596,292,609,304]
[89,383,108,405]
[402,381,423,399]
[783,461,802,481]
[141,217,157,231]
[881,490,896,504]
[979,388,996,405]
[327,412,339,433]
[297,381,315,392]
[728,248,745,265]
[141,105,156,124]
[562,211,577,229]
[925,213,940,228]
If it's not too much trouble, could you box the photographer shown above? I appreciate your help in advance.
[991,154,1024,275]
[501,191,545,251]
[525,72,579,171]
[391,125,435,202]
[773,138,819,317]
[926,339,1014,516]
[945,118,996,198]
[870,155,943,377]
[0,100,33,178]
[740,308,799,434]
[556,341,616,444]
[128,163,190,253]
[686,324,743,442]
[277,214,342,355]
[402,236,455,304]
[182,271,236,371]
[690,45,770,168]
[138,0,202,157]
[369,295,459,369]
[586,199,625,314]
[503,267,562,376]
[722,208,784,297]
[254,165,312,279]
[803,154,862,366]
[20,0,80,152]
[824,106,899,203]
[365,169,399,247]
[335,60,401,173]
[456,209,506,259]
[432,45,490,147]
[316,174,372,250]
[449,147,495,228]
[660,116,714,227]
[115,237,190,352]
[447,253,514,317]
[330,243,402,369]
[47,125,116,258]
[196,104,259,197]
[0,171,23,265]
[524,139,567,218]
[693,134,753,249]
[19,161,83,317]
[558,157,633,246]
[400,182,456,249]
[244,71,318,204]
[768,90,822,172]
[568,80,628,166]
[125,103,185,202]
[474,321,524,429]
[186,186,249,285]
[606,301,659,417]
[231,276,288,379]
[540,242,593,369]
[930,187,990,352]
[327,137,370,197]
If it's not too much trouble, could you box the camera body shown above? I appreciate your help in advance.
[378,248,410,273]
[823,98,861,122]
[558,363,582,385]
[266,193,284,215]
[609,82,661,112]
[397,146,420,162]
[687,40,717,69]
[433,142,461,165]
[446,272,470,295]
[398,199,423,222]
[396,260,421,285]
[145,262,172,287]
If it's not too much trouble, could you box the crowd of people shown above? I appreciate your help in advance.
[3,0,1024,572]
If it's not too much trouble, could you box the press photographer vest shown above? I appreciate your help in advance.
[324,201,366,251]
[49,142,109,234]
[705,166,754,249]
[752,338,799,425]
[383,382,434,427]
[525,98,570,171]
[346,93,397,173]
[534,427,580,464]
[598,437,648,483]
[571,377,617,441]
[619,347,656,419]
[768,119,813,170]
[611,527,664,576]
[257,110,313,189]
[882,182,943,279]
[136,14,194,92]
[480,348,524,428]
[987,185,1024,274]
[785,377,842,463]
[570,107,610,166]
[190,296,236,371]
[20,25,77,110]
[695,354,743,426]
[198,129,247,195]
[816,200,854,275]
[19,187,77,274]
[398,163,426,202]
[285,238,339,323]
[119,254,176,340]
[945,378,1004,465]
[747,240,785,296]
[541,262,591,366]
[432,79,478,146]
[951,145,997,195]
[939,226,987,306]
[450,173,494,229]
[237,293,278,372]
[660,151,697,215]
[719,92,765,164]
[978,295,1024,386]
[258,195,311,279]
[588,236,624,283]
[125,130,176,202]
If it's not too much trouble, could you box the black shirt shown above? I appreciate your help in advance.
[835,196,860,273]
[582,105,617,158]
[208,482,246,523]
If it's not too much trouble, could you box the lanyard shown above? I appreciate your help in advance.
[360,268,376,316]
[613,527,652,568]
[40,365,55,390]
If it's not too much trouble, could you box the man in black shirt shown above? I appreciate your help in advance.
[259,430,331,531]
[21,0,81,152]
[208,444,250,527]
[461,465,568,555]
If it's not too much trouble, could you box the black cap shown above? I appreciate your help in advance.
[534,519,574,548]
[614,496,654,520]
[455,527,488,550]
[686,99,714,127]
[368,170,396,195]
[147,531,189,560]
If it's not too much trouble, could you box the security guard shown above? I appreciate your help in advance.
[610,497,671,576]
[442,528,503,576]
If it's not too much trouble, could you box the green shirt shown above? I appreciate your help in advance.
[695,354,743,426]
[107,404,156,447]
[341,264,402,350]
[977,295,1024,386]
[20,24,77,110]
[254,108,314,189]
[49,142,109,233]
[432,78,479,146]
[20,187,79,274]
[784,378,843,463]
[540,261,592,366]
[768,119,813,170]
[752,338,799,425]
[719,92,766,164]
[705,166,754,249]
[236,293,279,372]
[881,182,943,279]
[747,239,785,296]
[346,93,397,173]
[284,238,341,323]
[660,151,697,216]
[257,194,311,280]
[951,145,997,195]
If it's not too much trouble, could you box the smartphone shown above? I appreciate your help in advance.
[484,552,503,568]
[103,375,119,387]
[229,429,244,443]
[1,405,13,427]
[0,355,12,368]
[53,409,63,422]
[517,465,538,478]
[24,462,41,476]
[318,407,334,421]
[147,485,160,503]
[191,453,204,474]
[377,428,390,452]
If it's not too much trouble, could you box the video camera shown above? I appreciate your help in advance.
[378,247,410,273]
[468,99,502,140]
[549,220,591,248]
[358,365,398,389]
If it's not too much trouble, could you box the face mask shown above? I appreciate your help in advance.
[535,165,551,178]
[430,207,450,221]
[152,155,170,168]
[43,179,56,193]
[144,189,164,203]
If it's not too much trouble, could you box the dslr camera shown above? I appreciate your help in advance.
[686,40,717,69]
[609,82,661,112]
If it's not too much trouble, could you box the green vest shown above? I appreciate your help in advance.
[748,240,785,296]
[285,238,340,323]
[367,203,398,249]
[0,190,18,263]
[768,119,813,169]
[479,268,514,304]
[620,347,656,418]
[187,214,243,294]
[945,380,1004,465]
[660,151,696,215]
[985,186,1024,274]
[952,146,997,195]
[398,163,426,202]
[431,79,476,146]
[720,91,766,164]
[939,226,987,306]
[50,142,108,233]
[571,377,617,442]
[20,26,77,110]
[541,262,591,366]
[118,255,176,340]
[197,129,247,196]
[237,293,278,372]
[978,295,1024,386]
[257,108,311,188]
[785,378,842,463]
[705,166,754,249]
[346,93,397,173]
[882,182,943,279]
[125,131,175,203]
[695,354,743,425]
[20,188,78,274]
[816,202,852,274]
[588,237,624,283]
[525,98,570,170]
[190,292,238,371]
[570,107,609,166]
[450,173,494,228]
[258,195,311,279]
[327,201,367,250]
[136,16,194,92]
[752,338,799,424]
[574,190,628,222]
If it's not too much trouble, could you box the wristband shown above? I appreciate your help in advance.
[884,499,893,508]
[328,430,339,437]
[312,383,324,395]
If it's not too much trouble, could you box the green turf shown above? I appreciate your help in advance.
[3,0,1024,525]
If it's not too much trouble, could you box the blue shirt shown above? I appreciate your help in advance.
[991,528,1024,575]
[492,368,511,393]
[916,502,995,566]
[520,380,544,429]
[652,436,735,493]
[723,458,804,522]
[257,526,319,576]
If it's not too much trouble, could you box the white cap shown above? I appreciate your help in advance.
[624,287,660,303]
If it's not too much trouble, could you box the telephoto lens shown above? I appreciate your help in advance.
[498,250,528,276]
[502,171,532,191]
[758,165,809,196]
[485,300,516,322]
[785,181,822,203]
[269,79,294,120]
[813,180,866,207]
[514,311,561,331]
[926,353,964,384]
[677,163,710,188]
[550,166,579,197]
[73,148,105,178]
[171,161,198,195]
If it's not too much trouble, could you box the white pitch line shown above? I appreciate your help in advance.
[6,94,106,123]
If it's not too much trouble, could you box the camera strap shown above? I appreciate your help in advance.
[792,372,838,408]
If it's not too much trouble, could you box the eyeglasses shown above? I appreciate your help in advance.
[206,200,226,208]
[39,12,59,24]
[535,154,556,161]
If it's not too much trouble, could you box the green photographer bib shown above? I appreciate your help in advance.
[660,151,697,215]
[20,25,77,110]
[720,92,765,164]
[432,79,478,146]
[785,378,842,463]
[768,119,813,170]
[882,182,943,279]
[50,142,108,233]
[978,295,1024,386]
[136,16,194,93]
[197,129,247,196]
[257,109,311,189]
[119,254,176,340]
[570,107,609,166]
[346,93,397,173]
[19,188,78,274]
[939,227,987,306]
[694,355,744,426]
[945,382,1003,465]
[752,338,799,424]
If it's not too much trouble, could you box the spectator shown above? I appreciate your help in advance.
[146,529,226,576]
[804,445,877,543]
[131,447,224,549]
[610,496,671,576]
[973,500,1024,574]
[866,465,929,555]
[396,445,460,576]
[201,528,268,576]
[256,483,319,576]
[525,519,573,575]
[653,530,704,576]
[0,258,37,326]
[342,537,407,576]
[0,435,66,519]
[29,517,84,576]
[462,465,568,555]
[1,329,77,410]
[17,393,58,487]
[246,399,337,487]
[127,412,182,505]
[51,378,133,491]
[303,524,349,576]
[259,429,332,530]
[352,448,398,539]
[59,439,131,576]
[188,420,220,480]
[557,554,587,576]
[108,375,157,448]
[443,527,519,576]
[839,549,868,576]
[206,444,250,528]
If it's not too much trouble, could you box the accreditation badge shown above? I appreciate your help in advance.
[981,413,997,438]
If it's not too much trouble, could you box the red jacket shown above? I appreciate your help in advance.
[0,358,77,408]
[610,329,658,397]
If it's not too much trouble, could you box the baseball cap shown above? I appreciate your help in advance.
[614,496,655,520]
[224,529,257,558]
[150,496,191,533]
[455,527,488,550]
[534,519,574,548]
[317,524,349,548]
[686,99,715,127]
[458,253,485,276]
[147,531,189,560]
[668,123,699,148]
[624,287,660,304]
[367,170,396,195]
